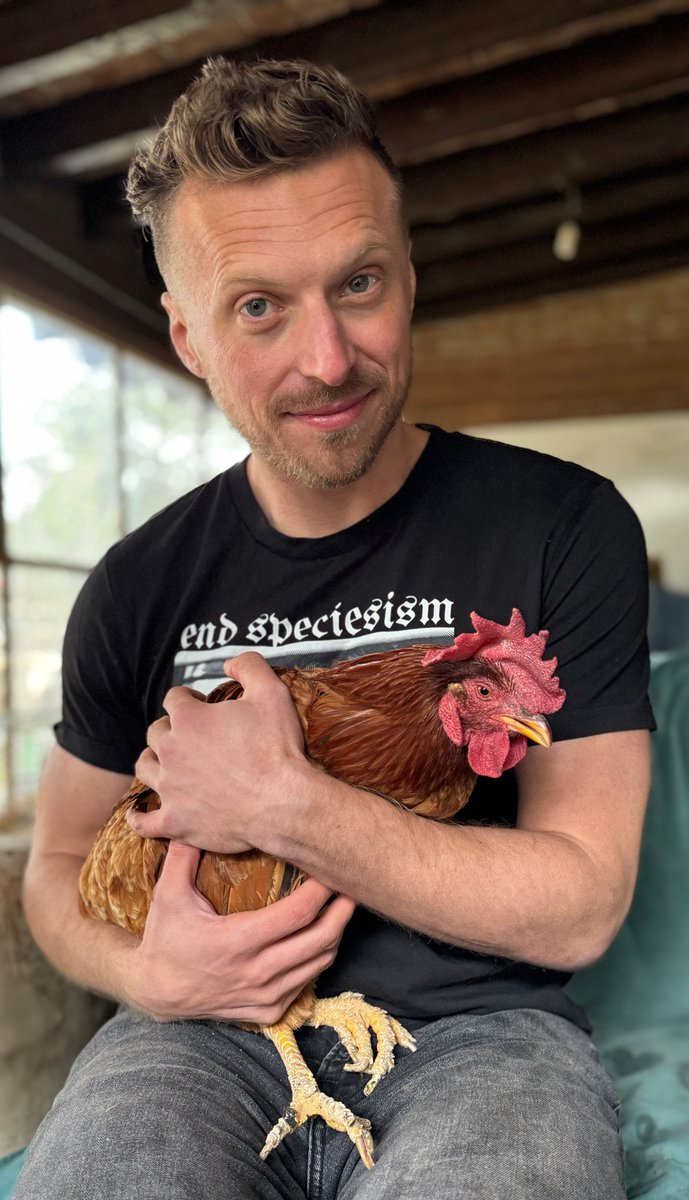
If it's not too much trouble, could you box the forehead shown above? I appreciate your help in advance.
[169,148,404,289]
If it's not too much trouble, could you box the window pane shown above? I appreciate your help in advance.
[0,567,7,822]
[0,302,120,566]
[6,565,87,817]
[121,354,207,530]
[203,401,249,478]
[121,355,250,530]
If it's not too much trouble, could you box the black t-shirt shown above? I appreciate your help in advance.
[56,427,654,1028]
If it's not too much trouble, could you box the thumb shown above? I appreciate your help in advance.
[223,651,275,689]
[155,841,202,896]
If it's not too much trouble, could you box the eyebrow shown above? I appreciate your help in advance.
[219,241,392,293]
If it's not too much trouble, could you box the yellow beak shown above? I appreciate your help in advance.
[499,713,553,748]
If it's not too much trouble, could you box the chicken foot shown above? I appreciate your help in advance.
[306,991,417,1094]
[261,1022,375,1168]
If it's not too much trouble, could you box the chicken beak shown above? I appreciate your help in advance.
[499,713,552,748]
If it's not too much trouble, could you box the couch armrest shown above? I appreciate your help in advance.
[0,833,114,1156]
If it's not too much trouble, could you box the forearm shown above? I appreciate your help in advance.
[265,768,620,972]
[23,847,140,1005]
[130,669,649,975]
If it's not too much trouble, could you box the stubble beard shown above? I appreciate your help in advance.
[208,364,412,491]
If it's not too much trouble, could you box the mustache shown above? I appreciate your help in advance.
[275,370,382,413]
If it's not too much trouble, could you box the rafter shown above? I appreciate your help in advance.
[4,3,689,178]
[413,204,689,319]
[3,0,689,119]
[0,0,384,113]
[410,162,689,265]
[403,93,689,224]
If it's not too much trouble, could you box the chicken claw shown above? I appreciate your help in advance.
[260,1077,375,1168]
[307,991,416,1094]
[261,1023,375,1167]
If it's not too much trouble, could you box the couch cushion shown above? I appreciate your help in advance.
[568,652,689,1199]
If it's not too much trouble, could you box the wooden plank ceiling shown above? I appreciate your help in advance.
[1,0,689,371]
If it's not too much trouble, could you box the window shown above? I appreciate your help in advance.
[0,294,248,827]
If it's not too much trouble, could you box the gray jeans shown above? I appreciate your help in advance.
[15,1005,624,1199]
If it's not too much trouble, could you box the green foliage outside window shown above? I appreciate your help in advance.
[0,296,247,825]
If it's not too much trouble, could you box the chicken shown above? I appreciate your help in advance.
[79,608,565,1167]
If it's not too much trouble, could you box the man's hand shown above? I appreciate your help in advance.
[129,653,307,853]
[128,842,355,1024]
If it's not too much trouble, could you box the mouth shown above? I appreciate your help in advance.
[284,391,372,431]
[499,713,553,748]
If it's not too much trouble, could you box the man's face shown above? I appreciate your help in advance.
[162,148,415,491]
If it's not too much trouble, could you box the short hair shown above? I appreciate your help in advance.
[127,57,403,273]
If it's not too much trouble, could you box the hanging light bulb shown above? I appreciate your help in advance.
[551,177,583,262]
[553,218,581,262]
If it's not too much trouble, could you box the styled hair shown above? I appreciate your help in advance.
[127,57,402,271]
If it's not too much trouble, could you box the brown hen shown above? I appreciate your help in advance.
[79,608,565,1166]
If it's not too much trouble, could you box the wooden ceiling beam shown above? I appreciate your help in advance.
[403,93,689,224]
[0,0,384,114]
[412,204,689,317]
[377,10,689,166]
[410,163,689,264]
[0,0,191,66]
[3,0,688,118]
[4,4,689,177]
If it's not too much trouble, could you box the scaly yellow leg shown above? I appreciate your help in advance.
[260,1022,375,1168]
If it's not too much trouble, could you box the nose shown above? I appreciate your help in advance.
[293,301,356,387]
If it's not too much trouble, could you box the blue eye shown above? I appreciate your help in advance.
[241,298,269,318]
[348,274,373,294]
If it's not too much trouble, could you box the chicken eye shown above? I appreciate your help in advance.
[477,685,492,699]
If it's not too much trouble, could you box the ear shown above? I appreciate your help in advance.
[161,292,206,379]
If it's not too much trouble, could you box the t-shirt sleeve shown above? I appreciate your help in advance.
[540,478,655,740]
[54,551,147,773]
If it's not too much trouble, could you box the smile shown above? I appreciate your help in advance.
[285,392,372,431]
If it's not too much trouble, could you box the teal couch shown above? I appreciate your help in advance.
[2,652,688,1198]
[567,651,689,1198]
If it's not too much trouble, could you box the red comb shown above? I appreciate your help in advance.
[422,608,565,713]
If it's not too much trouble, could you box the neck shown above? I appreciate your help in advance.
[246,422,429,538]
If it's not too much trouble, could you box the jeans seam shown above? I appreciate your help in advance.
[306,1039,352,1200]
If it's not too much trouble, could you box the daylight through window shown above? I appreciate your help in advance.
[0,293,248,827]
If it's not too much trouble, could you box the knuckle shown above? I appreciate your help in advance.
[315,949,338,975]
[315,929,339,957]
[241,961,268,994]
[262,979,289,1010]
[258,1002,287,1025]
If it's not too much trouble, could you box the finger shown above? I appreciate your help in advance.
[241,878,335,950]
[315,892,357,930]
[300,892,356,949]
[236,951,342,1024]
[126,798,170,840]
[235,910,356,1025]
[223,652,276,688]
[146,715,170,751]
[161,685,205,716]
[134,745,159,788]
[271,893,356,970]
[156,841,202,891]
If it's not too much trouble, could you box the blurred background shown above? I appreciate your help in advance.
[1,0,688,828]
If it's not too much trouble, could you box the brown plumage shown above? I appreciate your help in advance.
[79,608,565,1166]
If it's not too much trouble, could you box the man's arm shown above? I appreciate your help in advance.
[130,654,651,972]
[24,743,355,1024]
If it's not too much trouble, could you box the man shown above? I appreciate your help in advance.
[17,58,653,1199]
